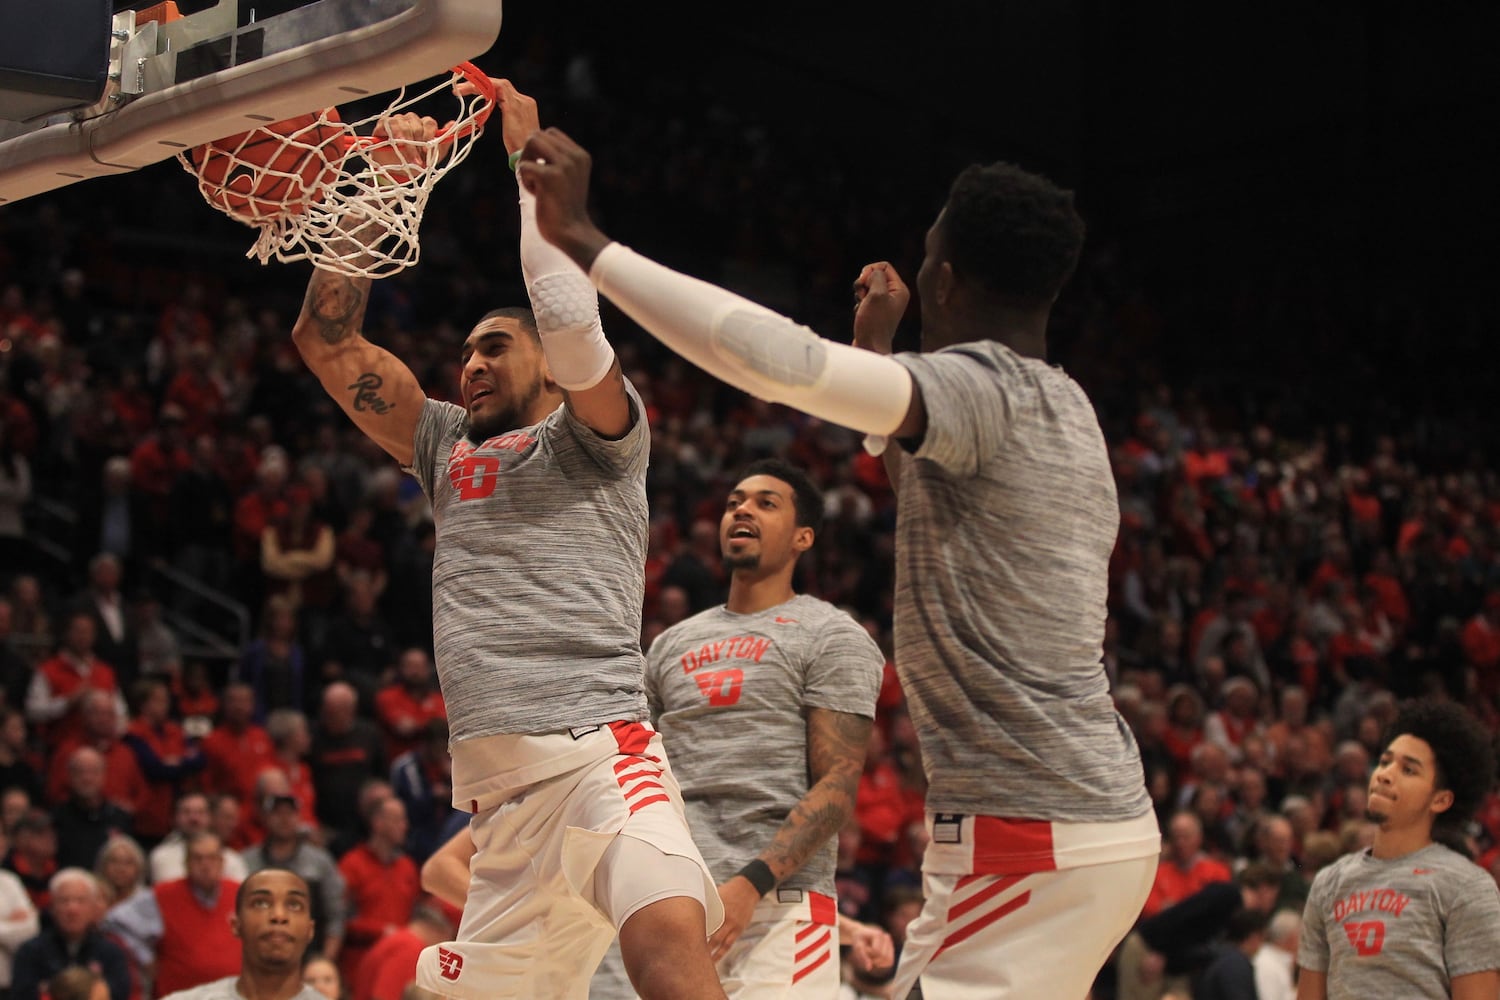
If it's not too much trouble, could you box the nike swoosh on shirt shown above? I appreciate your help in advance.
[774,617,798,624]
[1412,868,1434,875]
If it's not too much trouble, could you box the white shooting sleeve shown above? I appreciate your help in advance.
[517,177,616,391]
[588,243,914,436]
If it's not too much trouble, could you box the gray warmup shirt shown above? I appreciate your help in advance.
[1299,842,1500,998]
[890,341,1151,821]
[646,595,883,894]
[406,388,650,741]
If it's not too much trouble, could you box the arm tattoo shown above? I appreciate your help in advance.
[348,372,395,415]
[761,709,872,883]
[303,271,371,345]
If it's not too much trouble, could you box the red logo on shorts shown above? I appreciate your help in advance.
[437,947,464,981]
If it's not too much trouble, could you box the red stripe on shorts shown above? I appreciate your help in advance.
[934,890,1031,958]
[947,874,1025,922]
[792,948,831,984]
[608,720,654,756]
[794,928,831,962]
[622,781,664,799]
[628,793,670,814]
[808,891,837,926]
[972,817,1057,873]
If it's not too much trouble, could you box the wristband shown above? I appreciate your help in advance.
[507,149,522,172]
[735,859,776,897]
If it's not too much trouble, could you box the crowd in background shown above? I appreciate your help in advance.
[0,44,1497,1000]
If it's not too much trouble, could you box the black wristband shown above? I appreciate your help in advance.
[735,859,776,896]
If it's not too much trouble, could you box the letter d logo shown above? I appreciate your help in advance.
[437,946,465,981]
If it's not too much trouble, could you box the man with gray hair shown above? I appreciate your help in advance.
[10,868,130,1000]
[105,830,243,996]
[1252,909,1299,1000]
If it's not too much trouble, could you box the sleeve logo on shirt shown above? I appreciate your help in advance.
[437,946,465,980]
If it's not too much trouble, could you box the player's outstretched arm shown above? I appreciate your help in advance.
[291,112,440,466]
[517,129,924,441]
[292,269,425,466]
[488,82,631,440]
[708,707,872,960]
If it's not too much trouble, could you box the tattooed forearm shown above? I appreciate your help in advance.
[348,372,395,415]
[303,271,371,345]
[760,709,872,883]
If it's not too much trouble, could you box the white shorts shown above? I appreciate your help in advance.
[718,889,840,999]
[415,722,722,1000]
[890,859,1156,999]
[590,889,839,1000]
[890,809,1160,1000]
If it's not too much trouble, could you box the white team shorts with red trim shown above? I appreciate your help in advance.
[414,722,723,1000]
[718,889,840,999]
[890,810,1158,1000]
[590,889,840,1000]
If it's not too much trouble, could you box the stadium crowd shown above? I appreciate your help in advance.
[0,48,1497,1000]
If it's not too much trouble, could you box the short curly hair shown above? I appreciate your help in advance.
[939,162,1086,306]
[1384,699,1496,834]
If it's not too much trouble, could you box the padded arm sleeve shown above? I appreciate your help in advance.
[518,179,615,391]
[589,243,912,435]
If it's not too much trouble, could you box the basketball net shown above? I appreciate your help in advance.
[178,63,495,278]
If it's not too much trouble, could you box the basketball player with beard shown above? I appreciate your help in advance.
[291,81,723,1000]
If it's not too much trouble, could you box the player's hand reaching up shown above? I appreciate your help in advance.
[852,262,911,355]
[518,128,612,271]
[454,76,537,156]
[368,111,441,180]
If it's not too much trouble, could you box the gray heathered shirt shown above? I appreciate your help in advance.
[406,387,650,741]
[160,979,326,1000]
[889,341,1151,821]
[1299,842,1500,998]
[646,594,883,894]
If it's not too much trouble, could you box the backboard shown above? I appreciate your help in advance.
[0,0,502,205]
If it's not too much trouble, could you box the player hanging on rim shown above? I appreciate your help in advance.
[1296,700,1500,1000]
[591,458,888,998]
[290,83,725,1000]
[516,130,1162,999]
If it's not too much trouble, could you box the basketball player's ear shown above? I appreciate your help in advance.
[934,261,956,307]
[1429,787,1455,817]
[791,525,814,555]
[229,914,241,939]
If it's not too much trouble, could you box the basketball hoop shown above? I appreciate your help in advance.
[178,62,496,278]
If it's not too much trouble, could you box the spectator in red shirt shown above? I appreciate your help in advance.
[3,810,57,911]
[265,711,318,834]
[1162,685,1206,782]
[1141,810,1232,918]
[120,680,205,843]
[46,691,146,816]
[25,613,125,746]
[1462,592,1500,702]
[350,898,457,1000]
[373,651,445,763]
[853,726,906,870]
[200,683,274,804]
[336,798,418,984]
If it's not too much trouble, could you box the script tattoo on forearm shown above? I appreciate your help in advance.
[763,709,871,880]
[303,271,371,345]
[348,372,394,414]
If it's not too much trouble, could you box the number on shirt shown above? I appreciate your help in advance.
[693,669,744,706]
[1343,920,1386,957]
[451,455,502,500]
